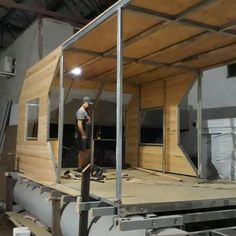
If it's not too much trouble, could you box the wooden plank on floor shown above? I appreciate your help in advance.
[6,212,51,236]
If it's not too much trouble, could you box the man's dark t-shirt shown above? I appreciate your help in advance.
[75,108,91,150]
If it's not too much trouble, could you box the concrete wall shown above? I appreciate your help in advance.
[188,65,236,109]
[0,17,74,126]
[180,65,236,174]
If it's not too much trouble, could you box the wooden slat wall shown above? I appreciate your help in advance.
[141,82,163,109]
[138,74,197,176]
[139,146,162,171]
[165,73,197,176]
[16,47,61,183]
[139,81,164,170]
[125,90,139,167]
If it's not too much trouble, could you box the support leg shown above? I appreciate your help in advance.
[51,197,62,236]
[6,174,13,211]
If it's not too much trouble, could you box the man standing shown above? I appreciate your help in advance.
[75,96,93,170]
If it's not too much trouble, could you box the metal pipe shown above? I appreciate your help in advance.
[57,54,64,183]
[0,71,15,77]
[116,7,123,202]
[197,72,203,178]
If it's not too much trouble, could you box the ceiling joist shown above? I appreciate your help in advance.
[0,0,89,25]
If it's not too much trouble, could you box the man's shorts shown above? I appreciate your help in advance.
[75,138,91,151]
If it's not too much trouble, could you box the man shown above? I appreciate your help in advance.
[75,96,93,170]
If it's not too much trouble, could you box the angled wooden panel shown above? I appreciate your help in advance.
[141,81,164,109]
[16,47,61,183]
[165,73,197,176]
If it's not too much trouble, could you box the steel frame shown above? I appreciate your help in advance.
[57,0,236,218]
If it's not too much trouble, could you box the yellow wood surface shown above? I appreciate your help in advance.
[16,47,61,183]
[139,146,163,171]
[125,92,139,167]
[165,73,197,176]
[141,81,163,109]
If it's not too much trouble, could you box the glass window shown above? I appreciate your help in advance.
[25,98,39,140]
[140,108,163,144]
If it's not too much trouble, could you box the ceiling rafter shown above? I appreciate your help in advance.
[0,0,89,25]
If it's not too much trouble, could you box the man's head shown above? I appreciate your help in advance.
[82,96,93,108]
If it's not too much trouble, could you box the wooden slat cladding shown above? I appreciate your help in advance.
[125,91,139,167]
[139,146,162,171]
[16,47,61,183]
[141,81,164,109]
[164,73,197,176]
[139,73,197,176]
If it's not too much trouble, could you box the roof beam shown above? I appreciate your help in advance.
[63,0,219,72]
[0,0,89,25]
[174,0,218,20]
[66,47,197,73]
[171,42,236,66]
[127,5,236,38]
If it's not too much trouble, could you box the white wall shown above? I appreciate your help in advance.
[188,65,236,109]
[0,18,74,125]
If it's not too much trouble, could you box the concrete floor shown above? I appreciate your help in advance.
[0,212,14,236]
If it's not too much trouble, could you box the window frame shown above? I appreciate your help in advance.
[25,98,40,141]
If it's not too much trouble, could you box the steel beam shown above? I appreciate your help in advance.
[62,0,130,49]
[119,215,183,231]
[79,201,107,212]
[118,198,236,217]
[183,209,236,223]
[92,206,117,217]
[115,6,123,202]
[174,0,218,20]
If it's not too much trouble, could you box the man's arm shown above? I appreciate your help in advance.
[77,120,86,139]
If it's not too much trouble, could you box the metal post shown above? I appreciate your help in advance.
[162,81,167,173]
[116,7,123,202]
[90,109,95,166]
[57,54,64,183]
[197,72,203,178]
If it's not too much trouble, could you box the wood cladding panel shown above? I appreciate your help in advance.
[139,146,162,171]
[165,73,197,176]
[50,140,59,162]
[149,33,236,64]
[16,47,61,183]
[73,10,161,53]
[141,81,163,109]
[186,0,236,26]
[123,23,203,59]
[182,43,236,69]
[130,0,200,15]
[125,92,139,167]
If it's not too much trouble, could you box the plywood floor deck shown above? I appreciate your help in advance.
[53,169,236,209]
